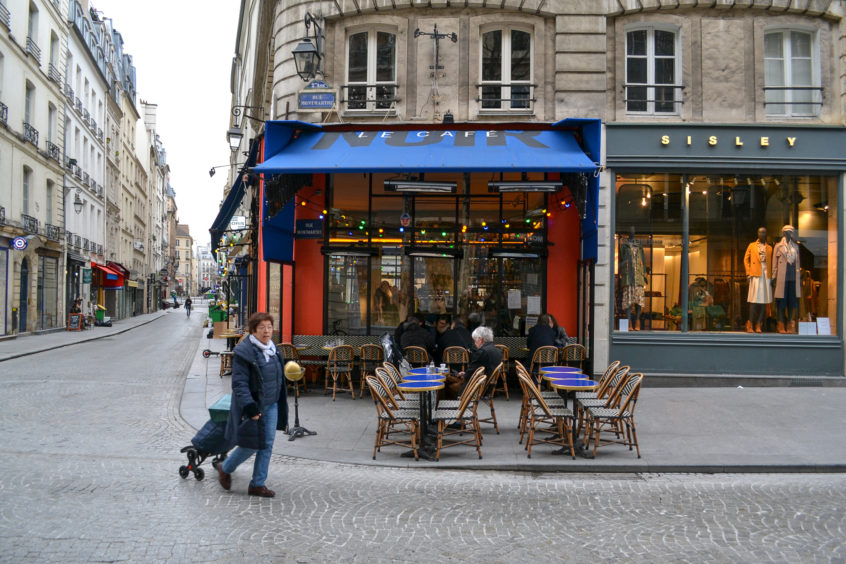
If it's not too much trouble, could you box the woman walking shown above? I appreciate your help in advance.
[218,312,288,497]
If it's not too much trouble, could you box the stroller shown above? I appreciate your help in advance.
[178,415,231,481]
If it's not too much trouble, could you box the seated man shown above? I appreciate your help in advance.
[399,316,435,359]
[457,326,502,394]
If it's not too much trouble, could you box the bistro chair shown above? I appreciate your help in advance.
[219,333,247,378]
[442,346,470,374]
[403,346,430,368]
[324,344,356,401]
[358,344,384,398]
[374,367,419,411]
[528,346,558,383]
[560,343,587,371]
[365,375,419,461]
[432,373,487,461]
[577,365,631,442]
[514,360,565,437]
[278,343,307,395]
[493,344,510,399]
[583,372,643,458]
[477,362,504,434]
[382,362,409,401]
[515,368,577,459]
[436,366,485,410]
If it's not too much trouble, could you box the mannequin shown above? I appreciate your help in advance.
[619,226,647,330]
[772,225,801,333]
[743,227,773,333]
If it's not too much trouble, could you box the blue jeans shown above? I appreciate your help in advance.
[221,403,277,487]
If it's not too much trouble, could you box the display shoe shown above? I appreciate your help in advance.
[217,464,231,491]
[248,485,276,498]
[745,320,754,333]
[755,323,763,333]
[777,321,786,334]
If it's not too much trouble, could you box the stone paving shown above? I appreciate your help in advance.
[0,308,845,561]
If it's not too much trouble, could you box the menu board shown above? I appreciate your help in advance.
[67,313,83,331]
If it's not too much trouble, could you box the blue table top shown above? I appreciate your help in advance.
[408,367,449,376]
[548,378,599,390]
[397,380,445,392]
[539,366,584,373]
[402,373,446,382]
[542,372,587,381]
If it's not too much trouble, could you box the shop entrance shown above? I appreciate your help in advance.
[18,258,28,332]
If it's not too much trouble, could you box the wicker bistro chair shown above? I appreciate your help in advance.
[374,367,419,411]
[358,344,384,398]
[584,373,644,458]
[324,345,356,401]
[514,360,565,437]
[436,366,485,410]
[560,343,587,371]
[218,334,247,378]
[431,373,488,461]
[493,344,510,399]
[365,375,419,461]
[529,346,558,384]
[515,368,577,459]
[577,365,632,443]
[382,362,410,401]
[442,346,470,374]
[403,346,430,368]
[278,343,307,395]
[476,363,505,434]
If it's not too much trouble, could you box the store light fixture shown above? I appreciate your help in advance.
[320,246,377,257]
[405,246,462,258]
[489,248,545,259]
[488,181,562,193]
[384,180,457,193]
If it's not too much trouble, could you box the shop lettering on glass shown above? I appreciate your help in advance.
[312,130,551,149]
[659,134,797,148]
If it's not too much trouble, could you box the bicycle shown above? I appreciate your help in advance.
[329,319,347,336]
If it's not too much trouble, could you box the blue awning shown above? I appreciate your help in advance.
[210,142,260,251]
[255,120,598,174]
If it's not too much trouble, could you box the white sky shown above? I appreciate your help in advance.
[93,0,242,250]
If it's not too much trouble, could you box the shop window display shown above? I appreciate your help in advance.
[614,173,837,334]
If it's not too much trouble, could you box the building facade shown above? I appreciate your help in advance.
[224,0,846,378]
[175,223,194,297]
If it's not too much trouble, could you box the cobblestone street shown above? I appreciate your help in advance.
[1,314,844,562]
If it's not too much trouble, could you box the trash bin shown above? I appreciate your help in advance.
[95,304,106,322]
[209,306,228,323]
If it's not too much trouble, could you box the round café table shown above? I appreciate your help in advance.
[540,367,586,382]
[402,373,447,382]
[549,378,599,458]
[397,380,444,461]
[408,367,449,377]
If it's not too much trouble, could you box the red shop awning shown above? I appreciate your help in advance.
[93,263,124,288]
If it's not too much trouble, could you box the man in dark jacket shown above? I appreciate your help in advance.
[399,316,435,358]
[527,313,556,363]
[461,325,502,393]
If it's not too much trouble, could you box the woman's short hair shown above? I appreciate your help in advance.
[471,325,494,343]
[536,314,551,327]
[247,312,274,334]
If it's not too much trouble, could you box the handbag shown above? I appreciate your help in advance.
[237,414,265,450]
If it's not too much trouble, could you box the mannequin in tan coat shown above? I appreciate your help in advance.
[772,225,801,333]
[743,227,773,333]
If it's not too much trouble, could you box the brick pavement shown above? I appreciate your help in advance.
[0,309,844,561]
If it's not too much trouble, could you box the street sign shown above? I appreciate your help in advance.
[295,219,323,239]
[82,268,92,284]
[298,80,336,112]
[10,237,27,250]
[229,215,246,230]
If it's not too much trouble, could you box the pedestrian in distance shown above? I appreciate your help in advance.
[185,296,192,317]
[218,312,289,497]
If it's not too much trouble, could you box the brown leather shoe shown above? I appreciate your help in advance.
[248,485,275,498]
[217,464,231,491]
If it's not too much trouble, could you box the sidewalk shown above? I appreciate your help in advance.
[183,327,846,473]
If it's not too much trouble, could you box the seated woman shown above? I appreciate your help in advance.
[526,314,556,361]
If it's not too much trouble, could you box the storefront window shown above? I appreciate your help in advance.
[615,173,838,334]
[326,255,368,335]
[38,256,59,330]
[267,263,281,342]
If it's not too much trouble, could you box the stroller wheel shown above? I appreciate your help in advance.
[194,468,205,481]
[202,349,211,358]
[179,465,189,479]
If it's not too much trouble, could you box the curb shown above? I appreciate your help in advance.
[0,312,168,362]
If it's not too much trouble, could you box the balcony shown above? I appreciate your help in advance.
[0,101,7,125]
[476,82,536,113]
[48,63,62,84]
[89,117,97,131]
[74,235,81,248]
[22,214,39,234]
[82,172,90,186]
[0,206,5,225]
[75,97,83,114]
[45,223,61,241]
[73,165,81,180]
[83,108,90,123]
[66,230,73,244]
[83,238,90,251]
[0,3,9,30]
[23,123,39,147]
[26,37,41,65]
[64,83,74,102]
[97,128,103,141]
[97,244,103,255]
[341,83,399,112]
[46,140,61,162]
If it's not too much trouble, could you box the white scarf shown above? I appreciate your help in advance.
[249,334,277,363]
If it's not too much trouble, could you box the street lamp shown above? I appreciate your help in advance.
[226,124,243,152]
[73,192,84,214]
[292,13,323,81]
[226,105,264,153]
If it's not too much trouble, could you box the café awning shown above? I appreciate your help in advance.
[93,263,123,288]
[210,142,260,251]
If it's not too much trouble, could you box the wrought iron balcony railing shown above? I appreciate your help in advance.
[64,83,74,101]
[26,37,41,64]
[476,82,536,112]
[73,165,81,179]
[97,244,103,255]
[83,238,90,251]
[22,214,39,234]
[45,224,61,241]
[66,230,73,243]
[341,83,399,112]
[0,3,10,30]
[0,206,5,225]
[75,97,83,114]
[48,63,62,84]
[46,140,61,162]
[97,128,103,141]
[0,101,7,125]
[82,172,89,186]
[83,108,90,123]
[23,122,39,147]
[74,235,81,248]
